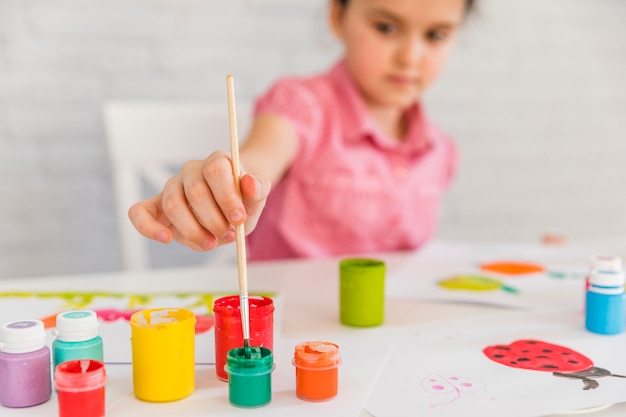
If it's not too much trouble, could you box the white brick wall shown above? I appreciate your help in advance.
[0,0,625,278]
[431,0,626,248]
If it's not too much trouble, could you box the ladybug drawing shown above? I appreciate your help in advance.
[483,339,626,390]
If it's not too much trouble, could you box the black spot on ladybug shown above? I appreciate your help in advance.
[542,349,553,353]
[568,360,579,364]
[511,361,518,365]
[494,346,510,351]
[517,358,530,362]
[493,354,504,358]
[536,355,549,359]
[539,365,559,369]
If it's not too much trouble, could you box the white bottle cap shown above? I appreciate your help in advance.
[55,310,99,342]
[0,320,46,354]
[591,254,623,273]
[589,269,625,287]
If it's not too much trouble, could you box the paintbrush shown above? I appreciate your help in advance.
[226,74,251,358]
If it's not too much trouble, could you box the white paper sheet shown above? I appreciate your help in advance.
[101,336,390,417]
[386,240,591,311]
[364,310,626,417]
[0,290,393,417]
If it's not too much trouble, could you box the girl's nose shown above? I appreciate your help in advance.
[398,36,425,65]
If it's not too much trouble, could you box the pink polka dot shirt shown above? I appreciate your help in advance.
[247,61,457,261]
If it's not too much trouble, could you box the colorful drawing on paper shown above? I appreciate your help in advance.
[479,261,544,275]
[0,291,225,334]
[483,339,626,390]
[0,291,282,364]
[421,372,495,407]
[438,275,518,294]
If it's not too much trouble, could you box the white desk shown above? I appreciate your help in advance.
[1,248,625,416]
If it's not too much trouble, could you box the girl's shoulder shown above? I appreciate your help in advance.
[253,69,341,146]
[255,70,337,115]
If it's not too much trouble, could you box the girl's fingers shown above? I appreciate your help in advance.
[127,194,174,243]
[129,151,267,250]
[203,151,248,227]
[240,173,271,233]
[182,156,236,244]
[160,168,219,251]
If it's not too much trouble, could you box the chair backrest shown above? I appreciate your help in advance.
[102,100,251,271]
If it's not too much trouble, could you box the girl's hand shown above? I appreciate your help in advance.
[128,150,271,251]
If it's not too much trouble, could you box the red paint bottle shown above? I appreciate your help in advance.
[55,360,106,417]
[213,295,274,381]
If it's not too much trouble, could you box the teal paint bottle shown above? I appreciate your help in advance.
[52,311,103,370]
[225,346,274,408]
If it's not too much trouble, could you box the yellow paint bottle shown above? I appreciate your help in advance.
[130,308,196,402]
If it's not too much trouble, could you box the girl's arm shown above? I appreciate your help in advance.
[240,113,298,185]
[128,113,297,252]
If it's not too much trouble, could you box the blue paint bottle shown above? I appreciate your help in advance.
[52,310,104,370]
[585,268,625,335]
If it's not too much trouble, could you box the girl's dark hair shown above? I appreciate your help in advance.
[337,0,476,15]
[466,0,476,14]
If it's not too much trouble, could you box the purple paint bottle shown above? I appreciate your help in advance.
[0,320,52,408]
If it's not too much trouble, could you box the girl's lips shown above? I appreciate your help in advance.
[388,75,418,87]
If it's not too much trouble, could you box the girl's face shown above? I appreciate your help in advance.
[330,0,465,111]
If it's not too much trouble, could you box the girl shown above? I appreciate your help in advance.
[129,0,475,260]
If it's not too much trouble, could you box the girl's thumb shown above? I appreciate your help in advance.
[241,173,271,203]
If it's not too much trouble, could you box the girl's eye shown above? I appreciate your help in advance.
[374,22,395,35]
[426,30,448,42]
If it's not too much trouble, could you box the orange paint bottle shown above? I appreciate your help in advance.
[292,341,341,401]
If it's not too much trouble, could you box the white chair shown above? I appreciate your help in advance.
[102,100,252,271]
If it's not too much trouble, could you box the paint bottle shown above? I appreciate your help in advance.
[292,341,341,401]
[225,346,274,408]
[129,308,196,402]
[0,320,52,408]
[55,359,106,417]
[584,254,622,292]
[583,255,623,314]
[213,295,274,381]
[339,258,385,327]
[52,310,104,370]
[585,268,625,335]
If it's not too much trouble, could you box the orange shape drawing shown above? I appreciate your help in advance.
[480,261,544,276]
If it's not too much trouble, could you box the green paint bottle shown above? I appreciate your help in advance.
[225,346,273,408]
[339,258,385,327]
